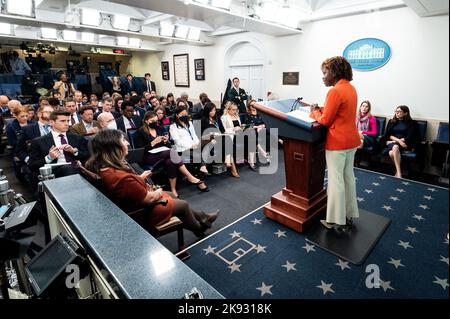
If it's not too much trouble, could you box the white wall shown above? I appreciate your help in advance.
[130,7,448,125]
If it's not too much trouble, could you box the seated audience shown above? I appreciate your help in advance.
[244,99,271,165]
[70,106,101,136]
[380,105,420,178]
[135,111,208,197]
[28,109,89,178]
[200,102,238,177]
[116,100,142,133]
[97,112,117,130]
[170,105,210,180]
[94,97,120,121]
[356,100,377,148]
[166,93,176,115]
[63,97,81,127]
[192,93,208,119]
[7,103,32,148]
[85,129,218,237]
[155,106,171,128]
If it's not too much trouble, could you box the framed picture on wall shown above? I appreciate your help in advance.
[161,61,170,80]
[194,58,205,81]
[282,72,299,85]
[173,53,190,87]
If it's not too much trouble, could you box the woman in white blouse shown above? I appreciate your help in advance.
[169,105,209,191]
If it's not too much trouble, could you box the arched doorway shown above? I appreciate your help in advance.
[225,41,265,101]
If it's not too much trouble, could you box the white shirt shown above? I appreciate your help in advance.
[82,120,93,131]
[169,121,199,152]
[38,121,51,136]
[70,113,79,126]
[47,131,69,164]
[123,116,136,131]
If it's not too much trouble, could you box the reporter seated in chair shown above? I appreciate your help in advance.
[28,109,89,178]
[135,111,209,198]
[380,105,420,178]
[69,105,101,136]
[356,100,377,148]
[85,129,219,238]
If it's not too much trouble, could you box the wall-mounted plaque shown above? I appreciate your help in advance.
[161,61,169,80]
[173,53,190,87]
[194,58,205,81]
[282,72,299,85]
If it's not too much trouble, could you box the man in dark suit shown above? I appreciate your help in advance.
[180,92,194,112]
[143,73,156,94]
[130,95,146,119]
[116,100,142,134]
[28,109,89,178]
[227,77,248,114]
[63,97,82,127]
[120,74,137,96]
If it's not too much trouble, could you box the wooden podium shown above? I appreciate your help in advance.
[255,99,327,233]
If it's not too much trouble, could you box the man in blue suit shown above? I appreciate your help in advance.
[121,73,137,96]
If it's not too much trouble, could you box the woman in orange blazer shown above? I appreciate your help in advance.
[310,56,361,231]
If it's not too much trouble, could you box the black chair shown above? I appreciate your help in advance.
[431,122,449,181]
[126,128,138,149]
[401,120,428,173]
[355,116,386,167]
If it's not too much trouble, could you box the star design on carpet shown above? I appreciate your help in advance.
[229,231,241,238]
[251,218,262,225]
[396,188,405,193]
[387,258,405,269]
[406,226,419,234]
[274,230,287,238]
[440,256,449,266]
[432,276,449,290]
[228,263,241,273]
[379,176,386,180]
[418,204,430,210]
[256,282,273,296]
[316,281,335,295]
[302,243,316,253]
[254,244,267,254]
[412,214,425,221]
[382,205,393,211]
[402,181,410,185]
[203,245,216,255]
[379,279,395,292]
[335,259,351,271]
[398,240,413,249]
[282,261,297,272]
[372,182,380,186]
[390,196,400,201]
[364,189,373,194]
[427,187,437,192]
[423,195,433,200]
[357,197,365,202]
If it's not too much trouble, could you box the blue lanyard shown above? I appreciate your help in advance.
[184,125,193,140]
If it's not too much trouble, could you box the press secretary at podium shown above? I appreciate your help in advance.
[310,56,361,231]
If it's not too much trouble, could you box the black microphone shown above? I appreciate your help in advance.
[296,97,303,101]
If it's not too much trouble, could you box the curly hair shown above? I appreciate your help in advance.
[321,56,353,83]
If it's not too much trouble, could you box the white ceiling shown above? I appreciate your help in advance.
[0,0,448,52]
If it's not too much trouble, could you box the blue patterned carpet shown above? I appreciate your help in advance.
[183,168,449,299]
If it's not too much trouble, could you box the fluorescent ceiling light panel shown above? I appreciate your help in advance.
[258,2,280,22]
[194,0,209,4]
[41,27,57,39]
[117,36,128,46]
[81,32,95,43]
[211,0,231,9]
[63,30,77,41]
[175,25,189,38]
[129,38,141,47]
[277,8,300,28]
[160,22,175,37]
[81,8,101,26]
[0,23,13,35]
[112,14,130,30]
[6,0,34,17]
[187,28,201,40]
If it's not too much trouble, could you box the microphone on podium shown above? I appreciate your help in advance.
[296,97,303,101]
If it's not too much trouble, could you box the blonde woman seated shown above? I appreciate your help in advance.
[221,101,257,172]
[169,105,210,190]
[85,129,219,238]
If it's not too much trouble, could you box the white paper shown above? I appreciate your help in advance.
[287,107,316,123]
[148,146,171,154]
